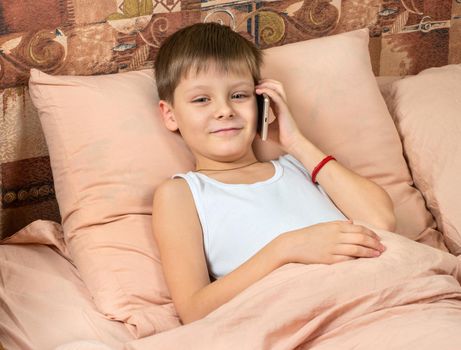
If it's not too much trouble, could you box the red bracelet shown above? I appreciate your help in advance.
[311,155,336,184]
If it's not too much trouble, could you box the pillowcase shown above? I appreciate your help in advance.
[29,69,194,337]
[384,64,461,255]
[254,28,446,251]
[28,28,447,338]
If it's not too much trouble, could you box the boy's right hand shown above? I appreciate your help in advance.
[277,220,386,265]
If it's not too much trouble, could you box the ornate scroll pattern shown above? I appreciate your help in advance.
[400,0,423,15]
[0,29,68,87]
[1,183,55,208]
[202,0,339,48]
[138,16,171,48]
[111,0,340,67]
[373,0,452,37]
[26,29,68,72]
[204,9,237,30]
[114,16,171,71]
[257,10,286,46]
[288,0,340,35]
[1,0,460,238]
[202,6,286,47]
[107,0,172,71]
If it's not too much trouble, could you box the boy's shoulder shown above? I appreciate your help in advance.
[154,177,190,201]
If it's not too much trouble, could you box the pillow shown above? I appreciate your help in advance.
[385,64,461,255]
[28,69,194,337]
[254,28,446,251]
[28,28,447,338]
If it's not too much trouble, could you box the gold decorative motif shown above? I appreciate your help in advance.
[18,190,29,201]
[138,16,169,48]
[108,0,154,20]
[4,192,17,203]
[29,187,40,198]
[400,0,423,15]
[107,0,154,34]
[38,185,51,196]
[295,0,339,34]
[27,29,67,70]
[204,9,236,29]
[258,11,285,46]
[0,29,67,76]
[1,183,55,206]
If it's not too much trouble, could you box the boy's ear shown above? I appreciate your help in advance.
[158,100,179,131]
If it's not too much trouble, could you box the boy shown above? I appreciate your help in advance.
[152,22,394,324]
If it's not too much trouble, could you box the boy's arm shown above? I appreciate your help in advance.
[288,136,396,232]
[152,179,285,324]
[255,78,395,231]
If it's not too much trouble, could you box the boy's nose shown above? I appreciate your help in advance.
[215,101,235,119]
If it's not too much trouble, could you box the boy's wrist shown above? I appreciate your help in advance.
[271,232,291,267]
[287,136,328,175]
[286,134,311,158]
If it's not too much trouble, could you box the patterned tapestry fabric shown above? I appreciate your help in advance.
[0,0,460,238]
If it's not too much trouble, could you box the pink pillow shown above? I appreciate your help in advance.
[29,69,194,337]
[385,64,461,255]
[28,28,447,338]
[254,28,446,251]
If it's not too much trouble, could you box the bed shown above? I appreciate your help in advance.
[2,3,461,349]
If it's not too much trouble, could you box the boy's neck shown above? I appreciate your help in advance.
[196,160,260,172]
[194,153,259,173]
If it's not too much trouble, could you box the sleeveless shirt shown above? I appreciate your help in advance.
[172,154,347,279]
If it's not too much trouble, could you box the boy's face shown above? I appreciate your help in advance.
[159,62,258,163]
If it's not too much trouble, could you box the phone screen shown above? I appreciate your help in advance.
[256,93,270,141]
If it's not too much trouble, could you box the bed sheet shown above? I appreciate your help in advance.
[0,220,134,350]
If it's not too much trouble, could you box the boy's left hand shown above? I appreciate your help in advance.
[255,79,304,153]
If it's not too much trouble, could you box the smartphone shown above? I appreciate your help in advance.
[256,93,270,141]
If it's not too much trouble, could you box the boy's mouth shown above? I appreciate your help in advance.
[211,127,243,133]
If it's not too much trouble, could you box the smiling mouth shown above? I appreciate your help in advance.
[211,127,243,133]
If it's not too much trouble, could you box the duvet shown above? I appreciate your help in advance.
[1,220,461,350]
[125,220,461,350]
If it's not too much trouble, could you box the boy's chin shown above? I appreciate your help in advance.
[208,148,252,162]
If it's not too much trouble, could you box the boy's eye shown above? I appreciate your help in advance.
[192,97,209,103]
[232,93,248,99]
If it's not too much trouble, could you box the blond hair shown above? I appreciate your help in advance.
[154,22,263,104]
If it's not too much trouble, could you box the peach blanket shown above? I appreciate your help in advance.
[0,221,134,350]
[2,220,461,350]
[125,221,461,350]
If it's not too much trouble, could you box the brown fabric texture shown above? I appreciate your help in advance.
[1,0,460,238]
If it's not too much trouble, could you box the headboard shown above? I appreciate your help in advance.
[1,0,460,238]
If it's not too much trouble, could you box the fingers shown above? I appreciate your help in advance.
[255,79,287,101]
[255,86,287,119]
[339,232,386,253]
[333,243,383,259]
[331,255,355,263]
[339,222,381,241]
[330,221,386,259]
[255,85,284,105]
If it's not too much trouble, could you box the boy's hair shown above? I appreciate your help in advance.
[154,22,263,104]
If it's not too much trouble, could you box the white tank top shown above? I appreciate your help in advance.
[172,154,347,279]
